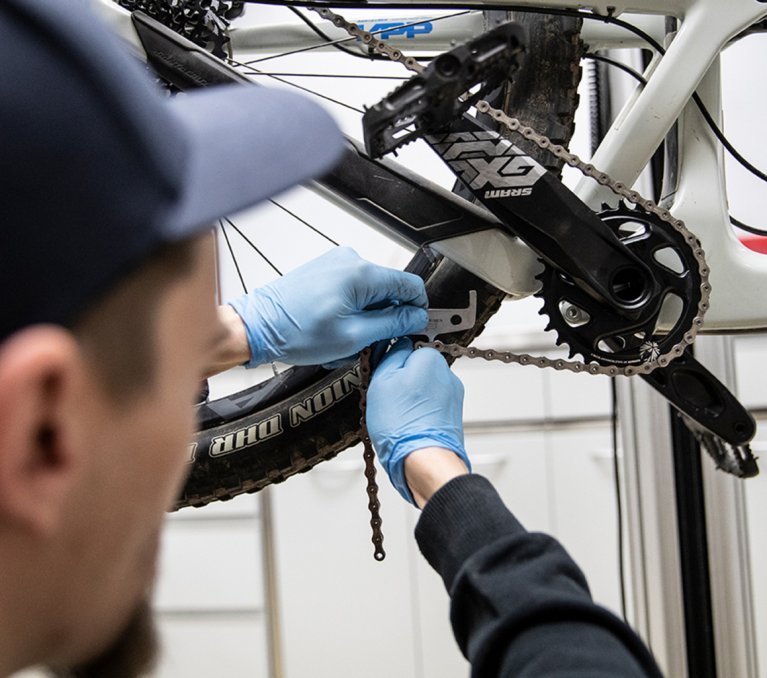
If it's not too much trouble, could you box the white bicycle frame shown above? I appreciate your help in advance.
[91,0,767,332]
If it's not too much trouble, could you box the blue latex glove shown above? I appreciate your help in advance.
[366,338,470,503]
[228,248,429,367]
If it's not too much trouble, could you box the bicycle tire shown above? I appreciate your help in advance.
[178,7,584,509]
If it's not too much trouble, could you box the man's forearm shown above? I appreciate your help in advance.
[414,476,663,677]
[204,305,252,377]
[404,447,470,508]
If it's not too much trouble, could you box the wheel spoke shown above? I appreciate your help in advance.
[230,71,407,80]
[224,216,283,277]
[268,200,339,246]
[227,59,366,113]
[219,218,248,293]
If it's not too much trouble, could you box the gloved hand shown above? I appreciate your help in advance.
[228,247,428,367]
[366,338,470,503]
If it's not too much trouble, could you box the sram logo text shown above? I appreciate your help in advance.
[484,187,533,199]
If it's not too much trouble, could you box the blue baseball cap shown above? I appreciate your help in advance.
[0,0,345,339]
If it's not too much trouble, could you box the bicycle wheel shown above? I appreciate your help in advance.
[128,3,584,509]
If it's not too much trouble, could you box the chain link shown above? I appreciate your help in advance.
[358,347,386,561]
[314,6,711,378]
[309,7,426,74]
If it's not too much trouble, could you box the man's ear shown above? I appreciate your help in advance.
[0,326,83,535]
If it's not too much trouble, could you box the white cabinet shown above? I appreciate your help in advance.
[409,429,551,678]
[155,519,264,613]
[453,358,546,423]
[461,426,623,616]
[270,445,422,678]
[150,493,269,678]
[546,428,623,616]
[733,336,767,410]
[155,615,269,678]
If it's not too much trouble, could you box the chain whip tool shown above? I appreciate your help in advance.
[318,7,713,558]
[311,5,711,378]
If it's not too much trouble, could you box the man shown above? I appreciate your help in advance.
[1,1,662,677]
[0,2,427,676]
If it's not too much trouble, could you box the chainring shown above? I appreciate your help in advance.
[536,201,702,367]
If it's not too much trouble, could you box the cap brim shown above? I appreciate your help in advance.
[162,84,345,238]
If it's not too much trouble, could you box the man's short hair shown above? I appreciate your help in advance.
[73,238,197,403]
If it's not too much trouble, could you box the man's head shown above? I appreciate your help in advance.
[0,0,344,341]
[0,233,221,675]
[0,0,344,675]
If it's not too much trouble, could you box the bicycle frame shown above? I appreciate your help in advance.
[90,0,767,332]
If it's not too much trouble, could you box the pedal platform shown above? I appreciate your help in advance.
[362,22,525,157]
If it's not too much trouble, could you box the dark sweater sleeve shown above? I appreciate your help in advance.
[414,474,664,678]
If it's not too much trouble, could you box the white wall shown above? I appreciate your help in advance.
[722,31,767,678]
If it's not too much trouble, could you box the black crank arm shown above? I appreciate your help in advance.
[362,26,657,318]
[422,116,656,317]
[640,348,755,447]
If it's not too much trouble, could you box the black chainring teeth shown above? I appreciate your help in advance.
[535,201,702,367]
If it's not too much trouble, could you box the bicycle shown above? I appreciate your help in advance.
[90,0,767,509]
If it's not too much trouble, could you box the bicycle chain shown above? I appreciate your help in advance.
[311,5,712,379]
[358,347,386,561]
[317,7,714,558]
[310,7,426,74]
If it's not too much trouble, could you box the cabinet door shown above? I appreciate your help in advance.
[152,501,270,678]
[271,444,421,678]
[547,427,623,616]
[453,359,547,424]
[155,518,264,612]
[155,616,269,678]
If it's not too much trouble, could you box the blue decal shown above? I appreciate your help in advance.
[356,20,433,40]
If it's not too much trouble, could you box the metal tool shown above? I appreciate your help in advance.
[422,290,478,342]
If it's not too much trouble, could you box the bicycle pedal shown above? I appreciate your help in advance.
[362,22,524,157]
[420,290,478,342]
